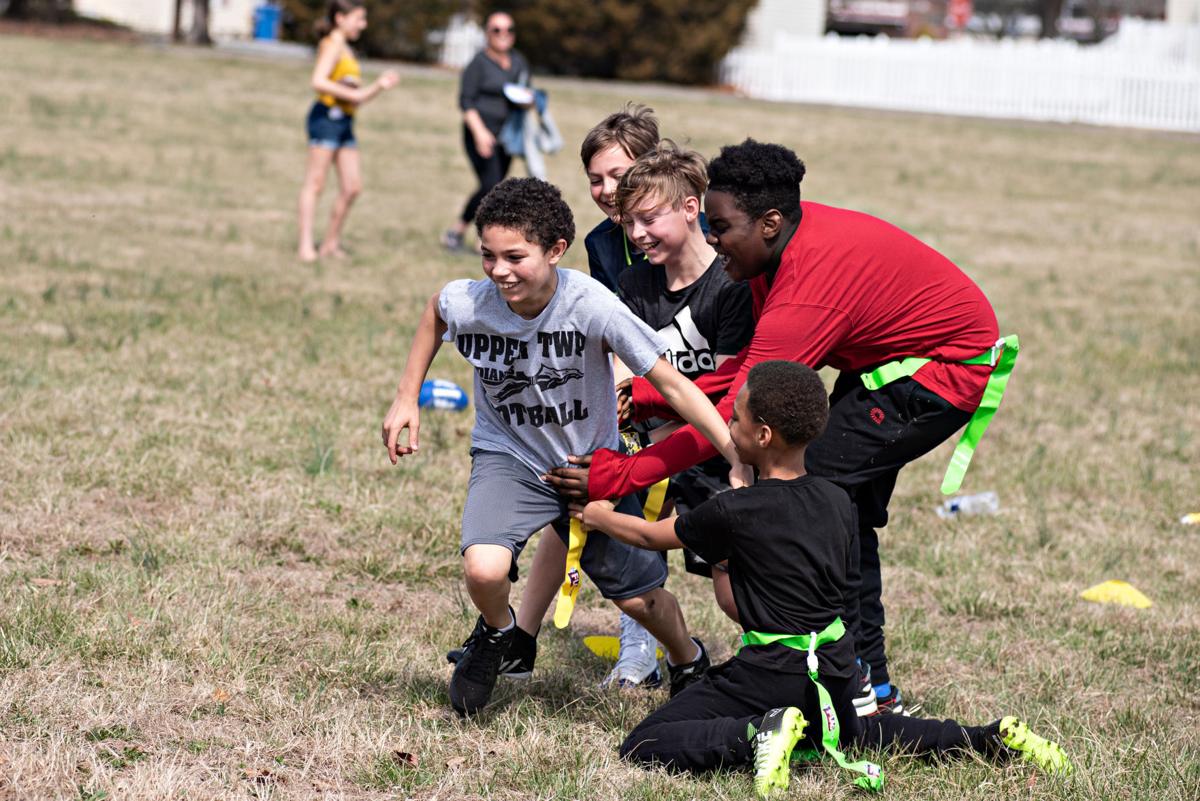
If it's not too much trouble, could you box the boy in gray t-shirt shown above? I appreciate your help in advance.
[382,178,744,717]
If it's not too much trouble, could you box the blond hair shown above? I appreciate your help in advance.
[614,140,708,220]
[579,103,660,169]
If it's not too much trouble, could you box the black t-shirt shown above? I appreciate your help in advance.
[618,256,754,381]
[459,50,530,134]
[674,475,860,676]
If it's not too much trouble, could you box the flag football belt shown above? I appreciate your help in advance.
[552,433,670,629]
[859,334,1019,496]
[740,619,885,792]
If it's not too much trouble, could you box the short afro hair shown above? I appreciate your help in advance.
[745,361,828,447]
[707,139,806,223]
[475,177,576,252]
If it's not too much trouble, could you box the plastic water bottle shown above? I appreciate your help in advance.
[936,491,999,519]
[417,379,469,411]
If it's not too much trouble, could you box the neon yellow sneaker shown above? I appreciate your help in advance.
[999,716,1073,777]
[752,707,808,798]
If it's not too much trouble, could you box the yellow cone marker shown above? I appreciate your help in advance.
[1080,580,1153,609]
[583,635,664,661]
[553,518,587,628]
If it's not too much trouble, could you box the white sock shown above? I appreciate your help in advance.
[667,638,701,666]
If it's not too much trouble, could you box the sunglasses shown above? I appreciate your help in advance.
[488,25,514,33]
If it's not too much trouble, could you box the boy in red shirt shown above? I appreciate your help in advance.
[547,139,1016,715]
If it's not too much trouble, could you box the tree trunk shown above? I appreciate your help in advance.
[4,0,31,18]
[1038,0,1064,38]
[187,0,211,45]
[173,0,184,41]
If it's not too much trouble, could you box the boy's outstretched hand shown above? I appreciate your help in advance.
[381,394,420,464]
[543,453,592,499]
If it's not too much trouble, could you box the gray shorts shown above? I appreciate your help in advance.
[460,450,668,601]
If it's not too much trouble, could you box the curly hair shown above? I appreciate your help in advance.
[706,139,806,223]
[745,361,828,447]
[580,103,660,168]
[614,140,707,220]
[475,178,576,251]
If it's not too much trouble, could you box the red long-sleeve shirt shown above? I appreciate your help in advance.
[589,201,999,500]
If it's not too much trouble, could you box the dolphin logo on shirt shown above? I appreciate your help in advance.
[480,364,583,402]
[533,365,583,391]
[479,364,534,401]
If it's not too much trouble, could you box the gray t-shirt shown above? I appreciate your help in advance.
[439,268,666,476]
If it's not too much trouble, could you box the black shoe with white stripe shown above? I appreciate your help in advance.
[448,613,516,716]
[667,638,710,697]
[446,623,537,680]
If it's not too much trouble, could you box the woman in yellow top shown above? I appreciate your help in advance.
[297,0,398,262]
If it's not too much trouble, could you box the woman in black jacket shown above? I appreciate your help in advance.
[442,11,530,252]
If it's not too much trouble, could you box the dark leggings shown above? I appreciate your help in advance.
[460,124,511,224]
[620,657,997,774]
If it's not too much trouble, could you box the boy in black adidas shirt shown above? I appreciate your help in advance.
[573,361,1072,797]
[614,141,754,601]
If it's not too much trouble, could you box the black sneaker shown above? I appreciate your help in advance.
[446,624,537,679]
[448,614,515,716]
[440,229,464,252]
[667,638,710,697]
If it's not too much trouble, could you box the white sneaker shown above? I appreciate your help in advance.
[600,613,662,688]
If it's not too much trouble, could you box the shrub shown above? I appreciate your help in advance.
[282,0,463,62]
[474,0,757,85]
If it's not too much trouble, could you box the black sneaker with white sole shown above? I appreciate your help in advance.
[446,624,537,679]
[667,638,710,697]
[448,614,516,716]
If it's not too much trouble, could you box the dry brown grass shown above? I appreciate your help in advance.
[1,33,1198,801]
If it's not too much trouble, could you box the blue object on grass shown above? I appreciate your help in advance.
[418,379,469,411]
[253,3,281,41]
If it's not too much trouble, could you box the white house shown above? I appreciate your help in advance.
[1169,0,1200,24]
[741,0,828,48]
[74,0,260,40]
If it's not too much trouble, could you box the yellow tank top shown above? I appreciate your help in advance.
[317,47,361,115]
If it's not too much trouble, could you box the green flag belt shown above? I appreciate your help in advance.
[740,619,885,792]
[859,334,1020,495]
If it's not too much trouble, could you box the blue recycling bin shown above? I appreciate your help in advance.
[253,3,281,41]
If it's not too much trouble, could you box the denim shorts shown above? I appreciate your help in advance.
[306,101,356,150]
[460,450,668,600]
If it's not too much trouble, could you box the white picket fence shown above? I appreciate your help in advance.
[719,19,1200,132]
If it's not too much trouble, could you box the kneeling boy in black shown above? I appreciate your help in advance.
[573,361,1071,797]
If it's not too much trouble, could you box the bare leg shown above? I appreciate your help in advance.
[713,563,739,624]
[462,543,514,628]
[297,146,335,261]
[613,588,696,665]
[515,527,566,635]
[318,147,362,258]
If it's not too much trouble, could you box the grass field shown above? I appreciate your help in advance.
[1,33,1198,801]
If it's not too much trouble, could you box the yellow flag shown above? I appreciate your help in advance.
[553,518,587,628]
